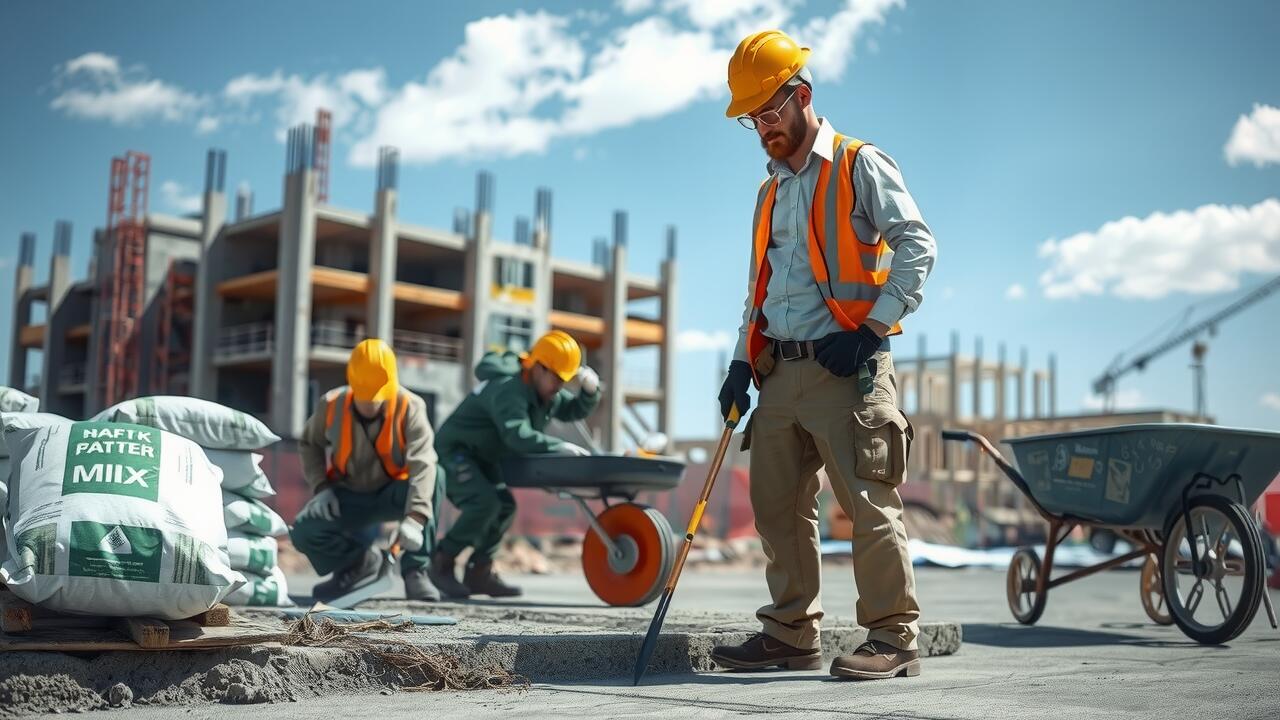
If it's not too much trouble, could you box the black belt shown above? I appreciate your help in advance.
[772,340,816,361]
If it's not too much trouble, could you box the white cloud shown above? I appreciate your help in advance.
[677,329,735,352]
[63,52,120,77]
[1225,104,1280,168]
[1038,198,1280,300]
[224,67,388,140]
[1262,392,1280,412]
[617,0,656,14]
[49,1,903,163]
[51,52,204,125]
[1082,388,1144,412]
[1005,283,1026,300]
[797,0,903,81]
[160,181,202,214]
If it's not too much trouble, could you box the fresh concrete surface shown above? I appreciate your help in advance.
[12,565,1280,718]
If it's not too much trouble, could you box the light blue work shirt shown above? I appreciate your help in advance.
[733,119,937,363]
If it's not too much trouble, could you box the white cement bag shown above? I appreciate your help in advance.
[94,396,280,451]
[0,413,73,458]
[203,449,275,499]
[0,419,243,619]
[223,491,287,537]
[0,387,39,413]
[227,532,278,574]
[224,565,292,607]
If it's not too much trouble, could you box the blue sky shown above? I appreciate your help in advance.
[2,0,1278,438]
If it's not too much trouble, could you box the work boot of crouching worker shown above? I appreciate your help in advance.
[402,566,441,602]
[427,550,471,600]
[829,640,921,680]
[463,558,522,598]
[311,547,382,603]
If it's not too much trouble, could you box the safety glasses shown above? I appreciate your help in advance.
[737,88,799,130]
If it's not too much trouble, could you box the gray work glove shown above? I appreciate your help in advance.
[558,441,592,457]
[297,487,339,522]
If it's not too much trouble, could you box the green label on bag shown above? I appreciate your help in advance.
[250,577,280,605]
[68,521,163,582]
[62,422,161,502]
[246,547,273,574]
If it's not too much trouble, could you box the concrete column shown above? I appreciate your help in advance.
[947,332,959,422]
[272,127,318,438]
[1033,371,1044,419]
[971,337,983,420]
[191,149,227,400]
[1048,353,1057,417]
[235,186,253,221]
[916,334,926,415]
[9,233,35,390]
[531,188,553,340]
[600,211,628,452]
[996,343,1007,421]
[658,226,677,440]
[367,147,399,342]
[1017,347,1028,420]
[461,172,494,388]
[40,222,72,401]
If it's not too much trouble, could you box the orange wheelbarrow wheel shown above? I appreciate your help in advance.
[582,503,675,607]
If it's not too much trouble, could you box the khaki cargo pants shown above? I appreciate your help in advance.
[745,349,920,651]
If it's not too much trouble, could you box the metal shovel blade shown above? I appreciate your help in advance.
[325,549,397,610]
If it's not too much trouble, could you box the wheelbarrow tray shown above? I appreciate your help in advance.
[1005,423,1280,528]
[500,455,687,498]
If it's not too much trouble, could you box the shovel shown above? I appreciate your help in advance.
[632,404,741,685]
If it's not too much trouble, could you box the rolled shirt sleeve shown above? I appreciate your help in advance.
[854,146,938,329]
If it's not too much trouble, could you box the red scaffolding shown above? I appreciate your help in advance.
[313,108,332,203]
[97,151,150,408]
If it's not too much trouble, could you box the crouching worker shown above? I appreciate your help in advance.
[428,330,600,599]
[291,339,445,602]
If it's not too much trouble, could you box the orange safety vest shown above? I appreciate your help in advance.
[323,387,410,481]
[746,132,902,384]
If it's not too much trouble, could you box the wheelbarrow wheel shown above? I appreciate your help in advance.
[582,503,675,607]
[1139,554,1174,626]
[1007,547,1047,625]
[1160,494,1266,645]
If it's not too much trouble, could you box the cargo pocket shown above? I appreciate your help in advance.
[739,412,755,452]
[852,405,910,485]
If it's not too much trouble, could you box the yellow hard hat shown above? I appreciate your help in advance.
[522,330,582,382]
[725,30,811,118]
[347,338,399,402]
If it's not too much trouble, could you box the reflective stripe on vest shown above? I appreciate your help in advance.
[746,132,901,384]
[323,388,410,481]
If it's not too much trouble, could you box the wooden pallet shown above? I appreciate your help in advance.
[0,592,287,651]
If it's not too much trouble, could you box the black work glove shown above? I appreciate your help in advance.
[718,360,752,421]
[813,325,883,378]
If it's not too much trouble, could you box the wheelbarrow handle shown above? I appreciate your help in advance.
[941,429,975,443]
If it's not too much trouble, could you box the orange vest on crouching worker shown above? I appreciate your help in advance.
[746,132,902,381]
[323,387,411,481]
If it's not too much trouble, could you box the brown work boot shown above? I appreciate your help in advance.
[427,551,471,600]
[710,633,823,671]
[829,640,921,680]
[463,558,522,598]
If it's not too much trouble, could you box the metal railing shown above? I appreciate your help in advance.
[216,322,275,358]
[310,320,364,351]
[394,329,463,362]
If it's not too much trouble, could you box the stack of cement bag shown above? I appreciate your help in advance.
[0,413,242,618]
[94,396,292,607]
[0,386,43,513]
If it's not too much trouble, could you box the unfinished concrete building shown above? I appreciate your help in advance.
[9,114,677,453]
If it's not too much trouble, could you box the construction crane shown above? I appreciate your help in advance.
[1093,274,1280,416]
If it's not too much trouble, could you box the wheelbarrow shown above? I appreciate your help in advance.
[943,423,1280,644]
[500,454,686,607]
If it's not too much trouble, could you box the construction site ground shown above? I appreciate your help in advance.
[4,565,1278,719]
